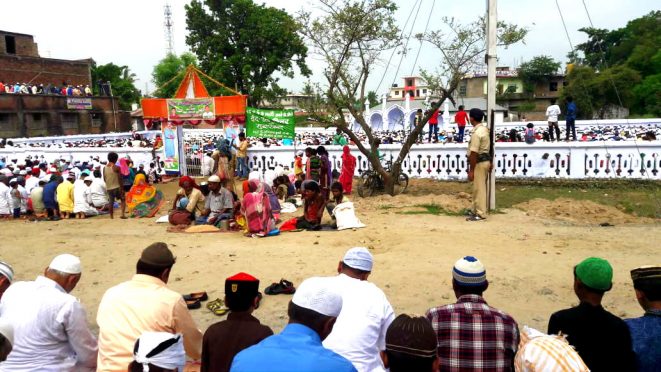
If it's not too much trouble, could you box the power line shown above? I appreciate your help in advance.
[409,0,436,77]
[374,0,421,94]
[389,0,424,88]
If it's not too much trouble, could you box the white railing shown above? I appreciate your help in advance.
[2,140,659,182]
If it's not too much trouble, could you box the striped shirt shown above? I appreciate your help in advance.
[515,326,589,372]
[426,294,519,371]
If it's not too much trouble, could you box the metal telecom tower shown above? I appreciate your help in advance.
[164,3,175,55]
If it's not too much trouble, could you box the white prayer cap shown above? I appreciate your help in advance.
[18,170,26,176]
[0,318,14,346]
[292,277,343,317]
[48,254,82,275]
[207,175,221,183]
[0,261,14,283]
[83,176,94,182]
[133,332,185,371]
[342,247,373,272]
[453,256,487,287]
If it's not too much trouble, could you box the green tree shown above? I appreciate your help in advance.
[299,0,526,195]
[632,74,661,117]
[151,53,198,98]
[185,0,311,106]
[517,55,561,93]
[561,65,640,119]
[366,91,380,109]
[91,62,141,110]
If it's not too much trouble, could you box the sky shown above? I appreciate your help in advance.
[2,0,658,96]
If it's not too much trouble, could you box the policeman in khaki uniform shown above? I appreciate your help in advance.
[466,108,491,221]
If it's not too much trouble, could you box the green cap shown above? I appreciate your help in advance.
[576,257,613,291]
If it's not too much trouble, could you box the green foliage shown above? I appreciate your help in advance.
[561,65,641,119]
[518,55,561,93]
[91,62,141,110]
[569,11,660,116]
[366,91,380,109]
[151,53,198,98]
[185,0,310,106]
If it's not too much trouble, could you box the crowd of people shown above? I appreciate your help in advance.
[0,151,164,220]
[0,80,93,96]
[0,133,158,149]
[170,133,360,235]
[0,246,658,371]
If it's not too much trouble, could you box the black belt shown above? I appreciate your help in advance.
[477,153,492,162]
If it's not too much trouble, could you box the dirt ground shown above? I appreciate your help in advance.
[1,178,659,341]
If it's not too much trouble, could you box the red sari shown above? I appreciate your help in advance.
[339,145,356,194]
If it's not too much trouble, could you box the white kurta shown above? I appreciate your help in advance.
[323,274,396,372]
[0,183,10,215]
[72,179,98,216]
[0,276,98,371]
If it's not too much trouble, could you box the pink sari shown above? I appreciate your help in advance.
[339,145,356,194]
[241,179,275,234]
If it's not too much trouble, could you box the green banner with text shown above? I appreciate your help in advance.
[245,107,295,139]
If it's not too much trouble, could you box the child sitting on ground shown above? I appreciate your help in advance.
[326,182,349,228]
[296,181,326,230]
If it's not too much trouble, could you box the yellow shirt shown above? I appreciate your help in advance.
[56,180,74,212]
[96,274,202,371]
[468,124,491,155]
[177,187,205,213]
[237,140,249,158]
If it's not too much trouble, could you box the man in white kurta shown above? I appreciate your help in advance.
[0,254,97,371]
[323,247,395,372]
[73,176,98,216]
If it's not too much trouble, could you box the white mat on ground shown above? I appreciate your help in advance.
[333,202,366,230]
[280,202,297,214]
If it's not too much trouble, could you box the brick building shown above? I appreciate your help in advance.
[0,30,129,137]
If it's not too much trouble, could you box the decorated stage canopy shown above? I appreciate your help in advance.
[140,65,247,128]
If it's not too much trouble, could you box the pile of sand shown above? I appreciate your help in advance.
[514,197,652,225]
[355,192,471,214]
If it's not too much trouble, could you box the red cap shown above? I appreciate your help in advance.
[226,272,258,282]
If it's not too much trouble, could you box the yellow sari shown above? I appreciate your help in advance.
[126,174,163,217]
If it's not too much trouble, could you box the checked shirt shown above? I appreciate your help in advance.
[426,294,519,371]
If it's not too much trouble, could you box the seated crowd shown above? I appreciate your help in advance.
[0,152,163,220]
[0,246,658,371]
[1,132,160,149]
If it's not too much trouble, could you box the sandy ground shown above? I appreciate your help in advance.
[1,178,659,341]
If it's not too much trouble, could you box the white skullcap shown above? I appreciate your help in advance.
[133,332,185,371]
[18,170,26,176]
[453,256,487,286]
[342,247,373,272]
[207,175,221,183]
[296,150,304,157]
[83,176,94,182]
[0,318,14,346]
[49,254,82,275]
[0,261,14,283]
[292,277,343,317]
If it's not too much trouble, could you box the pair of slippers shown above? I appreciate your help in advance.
[183,292,208,310]
[265,279,296,295]
[206,292,263,316]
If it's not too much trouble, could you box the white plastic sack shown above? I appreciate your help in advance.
[280,202,297,214]
[155,215,170,223]
[333,202,366,231]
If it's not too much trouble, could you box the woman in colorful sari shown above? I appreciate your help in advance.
[241,179,276,236]
[339,145,356,194]
[126,174,164,217]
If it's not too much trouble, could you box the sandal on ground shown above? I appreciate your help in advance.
[186,299,201,309]
[183,291,208,302]
[265,279,296,295]
[206,298,229,316]
[466,215,486,222]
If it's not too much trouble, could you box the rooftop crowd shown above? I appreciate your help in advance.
[0,246,658,371]
[0,81,93,97]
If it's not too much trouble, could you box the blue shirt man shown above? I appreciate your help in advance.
[625,266,661,372]
[231,277,356,372]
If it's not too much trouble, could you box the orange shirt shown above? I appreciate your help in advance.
[96,274,202,371]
